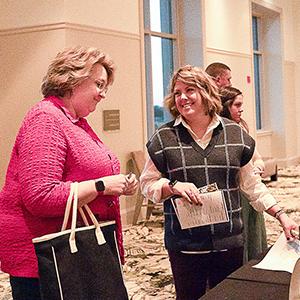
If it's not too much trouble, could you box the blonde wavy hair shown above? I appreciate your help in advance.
[164,65,222,118]
[41,46,115,97]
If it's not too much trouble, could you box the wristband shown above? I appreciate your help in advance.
[274,209,285,220]
[168,180,178,193]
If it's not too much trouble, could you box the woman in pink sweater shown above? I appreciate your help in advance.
[0,46,138,299]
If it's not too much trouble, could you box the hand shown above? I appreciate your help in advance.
[253,166,264,176]
[171,181,203,205]
[122,173,139,196]
[101,174,129,196]
[278,213,299,241]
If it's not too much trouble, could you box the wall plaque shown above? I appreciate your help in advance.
[103,109,120,131]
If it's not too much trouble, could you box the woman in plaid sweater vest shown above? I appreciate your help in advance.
[140,65,297,300]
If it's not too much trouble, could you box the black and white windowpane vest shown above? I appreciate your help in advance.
[147,117,255,252]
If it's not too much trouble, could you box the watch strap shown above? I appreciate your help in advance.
[168,179,178,193]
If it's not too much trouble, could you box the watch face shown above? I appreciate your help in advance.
[95,180,105,192]
[169,180,178,187]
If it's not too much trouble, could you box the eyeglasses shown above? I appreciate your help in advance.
[89,77,108,94]
[95,80,108,94]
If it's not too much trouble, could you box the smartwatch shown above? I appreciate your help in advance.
[95,179,105,192]
[168,179,178,193]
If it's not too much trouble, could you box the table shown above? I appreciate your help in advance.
[200,259,291,299]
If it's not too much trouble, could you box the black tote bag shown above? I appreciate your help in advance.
[32,182,128,300]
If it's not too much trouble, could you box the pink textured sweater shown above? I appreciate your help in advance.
[0,96,124,277]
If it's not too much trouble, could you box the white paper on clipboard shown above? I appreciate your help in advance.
[171,188,229,230]
[253,233,300,273]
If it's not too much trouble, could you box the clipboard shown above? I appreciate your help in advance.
[171,183,229,230]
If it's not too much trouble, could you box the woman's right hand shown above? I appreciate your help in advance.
[102,174,138,196]
[78,174,138,207]
[169,181,203,205]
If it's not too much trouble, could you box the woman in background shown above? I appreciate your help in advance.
[0,46,138,299]
[220,86,267,262]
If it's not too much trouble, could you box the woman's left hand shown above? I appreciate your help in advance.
[278,213,299,241]
[122,173,139,196]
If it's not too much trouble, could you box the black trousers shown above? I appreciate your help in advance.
[10,276,41,300]
[168,247,244,300]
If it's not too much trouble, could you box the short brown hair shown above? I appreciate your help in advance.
[164,65,222,118]
[41,46,115,97]
[205,62,231,79]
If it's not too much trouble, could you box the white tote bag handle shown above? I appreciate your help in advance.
[81,204,106,248]
[61,183,75,231]
[69,182,79,253]
[61,182,106,253]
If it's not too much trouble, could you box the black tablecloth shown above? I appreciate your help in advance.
[200,259,291,300]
